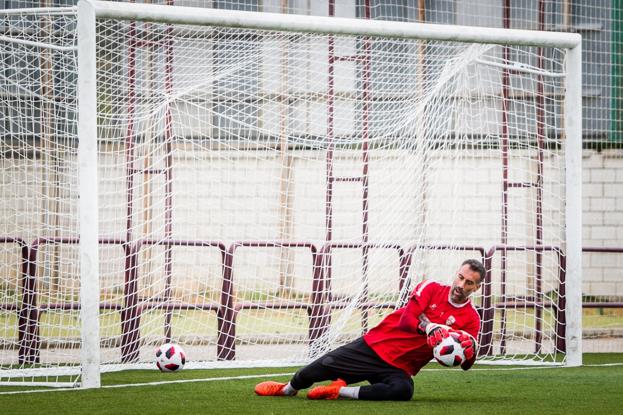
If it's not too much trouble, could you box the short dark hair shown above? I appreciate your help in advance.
[462,259,486,284]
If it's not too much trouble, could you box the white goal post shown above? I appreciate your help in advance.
[0,0,581,389]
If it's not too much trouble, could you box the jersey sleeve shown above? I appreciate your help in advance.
[409,280,438,312]
[397,280,439,333]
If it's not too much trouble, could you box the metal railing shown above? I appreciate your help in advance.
[2,238,621,363]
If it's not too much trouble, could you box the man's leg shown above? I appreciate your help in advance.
[308,373,413,401]
[255,352,340,397]
[256,337,394,398]
[357,374,414,401]
[288,352,344,389]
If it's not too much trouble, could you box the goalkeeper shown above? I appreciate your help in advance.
[254,259,484,401]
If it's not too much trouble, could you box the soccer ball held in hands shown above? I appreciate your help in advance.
[433,332,466,367]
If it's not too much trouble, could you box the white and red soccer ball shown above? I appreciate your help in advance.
[155,343,186,372]
[433,331,466,367]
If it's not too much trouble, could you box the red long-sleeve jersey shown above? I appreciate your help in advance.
[363,280,480,376]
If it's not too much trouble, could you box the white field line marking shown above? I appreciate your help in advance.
[0,372,293,395]
[2,363,622,395]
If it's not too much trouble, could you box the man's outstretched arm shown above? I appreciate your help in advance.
[398,305,450,349]
[396,299,425,334]
[397,280,438,335]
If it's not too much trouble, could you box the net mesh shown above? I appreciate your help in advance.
[92,18,568,366]
[0,8,80,386]
[1,5,576,388]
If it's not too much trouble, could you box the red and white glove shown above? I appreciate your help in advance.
[425,324,450,348]
[456,330,477,361]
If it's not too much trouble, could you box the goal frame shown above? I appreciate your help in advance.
[76,0,582,389]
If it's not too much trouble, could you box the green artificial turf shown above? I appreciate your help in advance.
[0,353,622,415]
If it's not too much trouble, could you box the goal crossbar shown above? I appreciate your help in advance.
[85,0,580,49]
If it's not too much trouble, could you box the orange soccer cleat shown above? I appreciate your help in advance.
[307,379,347,400]
[254,381,292,397]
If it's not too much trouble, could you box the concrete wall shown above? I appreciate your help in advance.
[1,148,621,299]
[582,150,623,297]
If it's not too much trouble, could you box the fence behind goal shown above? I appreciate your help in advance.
[0,0,581,388]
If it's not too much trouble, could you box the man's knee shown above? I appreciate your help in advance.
[360,378,413,401]
[386,378,413,401]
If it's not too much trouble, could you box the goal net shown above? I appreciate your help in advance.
[0,0,581,388]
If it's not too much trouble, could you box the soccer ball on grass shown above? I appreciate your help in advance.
[155,343,186,372]
[433,331,465,367]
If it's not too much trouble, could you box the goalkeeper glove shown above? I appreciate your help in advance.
[451,330,478,370]
[456,330,477,361]
[425,324,450,348]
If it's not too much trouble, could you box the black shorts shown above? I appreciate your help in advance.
[292,337,411,387]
